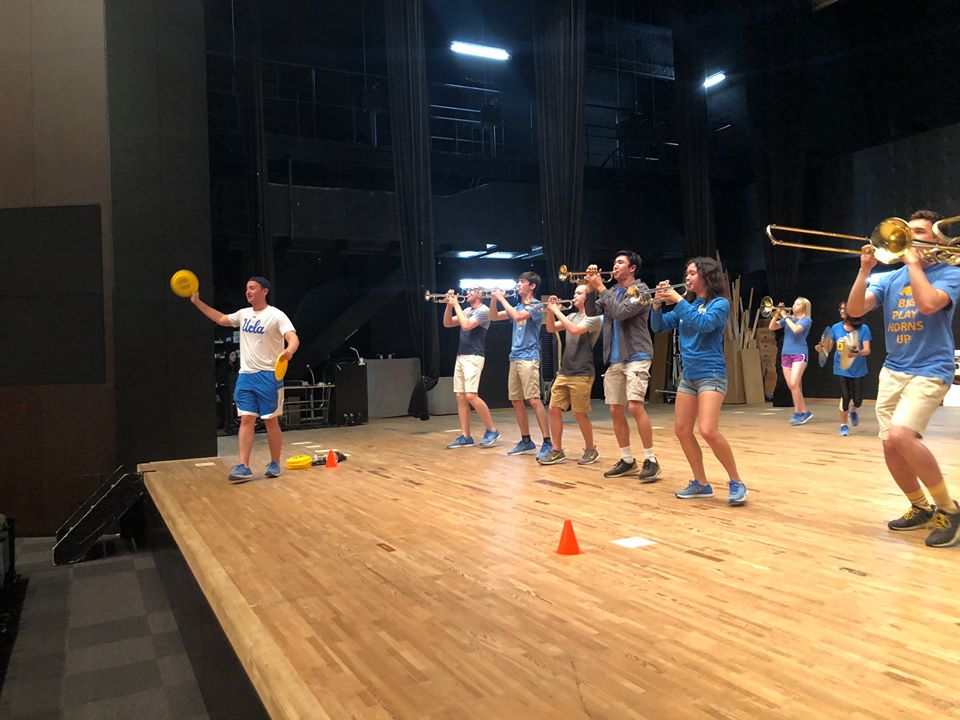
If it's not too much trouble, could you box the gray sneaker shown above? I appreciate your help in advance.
[577,448,600,465]
[638,458,662,482]
[603,459,639,478]
[537,449,567,465]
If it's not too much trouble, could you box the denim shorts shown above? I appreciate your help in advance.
[676,375,728,396]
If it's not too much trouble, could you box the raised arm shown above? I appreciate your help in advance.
[846,245,879,317]
[190,293,233,327]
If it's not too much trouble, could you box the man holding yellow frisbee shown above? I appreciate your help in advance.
[190,276,299,483]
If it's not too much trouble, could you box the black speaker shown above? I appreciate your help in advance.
[330,363,368,426]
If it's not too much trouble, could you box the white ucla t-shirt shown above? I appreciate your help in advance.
[226,306,296,373]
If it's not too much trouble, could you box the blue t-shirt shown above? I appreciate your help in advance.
[780,315,812,357]
[457,304,491,357]
[508,300,545,361]
[829,321,872,378]
[650,296,729,380]
[609,286,649,364]
[867,264,960,384]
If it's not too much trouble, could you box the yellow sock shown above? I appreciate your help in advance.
[926,482,955,512]
[906,488,931,510]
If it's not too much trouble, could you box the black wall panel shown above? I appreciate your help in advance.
[0,205,105,385]
[106,0,216,464]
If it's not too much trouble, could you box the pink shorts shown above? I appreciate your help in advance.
[781,354,807,368]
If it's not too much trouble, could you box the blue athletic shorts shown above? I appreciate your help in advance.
[234,371,284,419]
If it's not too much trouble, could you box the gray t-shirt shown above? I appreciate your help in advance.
[457,304,491,357]
[559,313,603,376]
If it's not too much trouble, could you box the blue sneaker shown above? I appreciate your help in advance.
[507,439,537,456]
[228,464,253,483]
[447,435,475,449]
[789,412,802,425]
[839,424,850,437]
[850,410,859,427]
[535,440,553,462]
[675,479,713,499]
[797,411,814,425]
[265,461,281,478]
[478,429,501,448]
[728,480,748,505]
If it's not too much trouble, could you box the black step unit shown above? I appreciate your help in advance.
[53,466,145,565]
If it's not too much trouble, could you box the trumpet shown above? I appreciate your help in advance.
[627,282,689,306]
[759,296,793,319]
[545,299,575,309]
[424,290,465,303]
[766,218,960,265]
[558,264,615,283]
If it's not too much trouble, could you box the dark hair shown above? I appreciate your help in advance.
[840,303,864,328]
[248,275,271,303]
[910,209,943,223]
[518,271,541,292]
[614,250,642,276]
[685,257,727,302]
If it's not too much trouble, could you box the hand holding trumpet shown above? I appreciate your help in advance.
[654,280,684,306]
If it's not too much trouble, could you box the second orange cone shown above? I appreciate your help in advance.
[556,519,581,555]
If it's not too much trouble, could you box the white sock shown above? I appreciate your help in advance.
[620,447,634,463]
[644,447,656,462]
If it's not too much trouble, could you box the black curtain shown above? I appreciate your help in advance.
[745,0,809,301]
[533,0,586,296]
[236,0,273,283]
[744,0,809,405]
[672,0,716,259]
[384,0,439,418]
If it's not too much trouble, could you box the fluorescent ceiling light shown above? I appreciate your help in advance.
[703,71,726,89]
[460,278,516,290]
[450,41,510,61]
[455,250,485,258]
[483,251,518,259]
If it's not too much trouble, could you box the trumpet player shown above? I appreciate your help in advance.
[650,257,747,505]
[769,297,814,425]
[538,285,603,466]
[847,209,960,547]
[584,251,662,480]
[489,272,552,460]
[443,289,500,449]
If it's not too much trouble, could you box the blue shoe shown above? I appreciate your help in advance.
[507,439,537,456]
[839,424,849,437]
[478,429,501,448]
[850,410,859,427]
[535,440,553,462]
[797,411,814,425]
[447,435,475,449]
[228,464,253,483]
[789,412,802,425]
[728,480,748,505]
[675,479,714,499]
[265,461,281,478]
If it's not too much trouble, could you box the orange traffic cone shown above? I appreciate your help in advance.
[325,449,339,468]
[556,519,581,555]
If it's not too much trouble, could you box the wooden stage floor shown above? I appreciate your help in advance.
[144,399,960,720]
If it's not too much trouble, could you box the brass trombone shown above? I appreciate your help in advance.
[424,290,465,303]
[933,215,960,247]
[558,264,615,283]
[766,218,960,265]
[759,296,793,319]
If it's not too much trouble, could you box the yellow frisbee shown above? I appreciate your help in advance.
[170,269,199,297]
[274,353,289,380]
[285,455,312,470]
